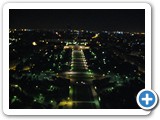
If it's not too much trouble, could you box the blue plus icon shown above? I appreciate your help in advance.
[142,93,153,105]
[137,89,158,110]
[140,91,155,107]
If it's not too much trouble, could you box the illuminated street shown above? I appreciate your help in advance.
[58,45,100,108]
[9,9,145,109]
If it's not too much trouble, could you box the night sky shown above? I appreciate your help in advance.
[9,9,145,32]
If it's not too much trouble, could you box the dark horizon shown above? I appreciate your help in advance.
[9,9,145,32]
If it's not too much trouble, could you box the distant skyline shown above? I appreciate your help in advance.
[9,9,145,32]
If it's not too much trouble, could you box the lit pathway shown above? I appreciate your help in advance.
[58,45,100,109]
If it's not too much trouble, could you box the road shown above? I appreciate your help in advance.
[58,45,100,109]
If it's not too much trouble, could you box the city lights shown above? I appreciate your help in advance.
[9,9,145,109]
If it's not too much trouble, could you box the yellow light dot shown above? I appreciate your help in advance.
[14,84,18,87]
[32,42,37,46]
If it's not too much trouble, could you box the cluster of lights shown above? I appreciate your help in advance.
[70,48,89,71]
